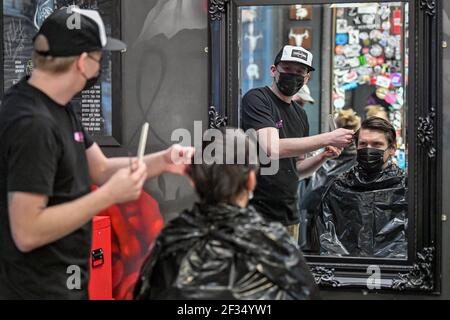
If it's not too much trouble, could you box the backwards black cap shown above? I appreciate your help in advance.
[33,6,127,57]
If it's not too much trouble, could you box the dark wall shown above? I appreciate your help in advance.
[104,0,209,222]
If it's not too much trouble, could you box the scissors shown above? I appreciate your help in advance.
[328,114,337,131]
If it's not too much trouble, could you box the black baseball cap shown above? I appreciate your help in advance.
[33,6,127,57]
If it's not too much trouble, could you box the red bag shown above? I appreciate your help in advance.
[93,187,164,300]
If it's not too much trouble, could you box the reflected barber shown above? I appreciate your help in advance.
[241,45,354,241]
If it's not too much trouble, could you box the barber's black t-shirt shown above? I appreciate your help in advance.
[242,86,309,226]
[0,78,94,299]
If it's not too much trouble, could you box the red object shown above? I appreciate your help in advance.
[370,76,377,85]
[89,216,113,300]
[377,57,385,66]
[90,186,164,300]
[392,9,402,35]
[335,45,344,55]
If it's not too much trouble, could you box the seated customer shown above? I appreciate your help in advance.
[299,109,361,253]
[134,129,319,300]
[317,117,407,258]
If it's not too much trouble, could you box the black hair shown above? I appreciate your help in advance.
[187,128,259,205]
[355,116,397,148]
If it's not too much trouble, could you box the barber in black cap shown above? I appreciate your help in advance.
[241,45,354,241]
[0,7,193,299]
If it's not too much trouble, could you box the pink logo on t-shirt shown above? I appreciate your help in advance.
[276,120,284,129]
[74,132,84,143]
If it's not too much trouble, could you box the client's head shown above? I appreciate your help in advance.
[188,128,259,207]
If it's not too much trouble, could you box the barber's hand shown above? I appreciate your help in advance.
[327,128,354,148]
[322,146,342,160]
[104,159,148,203]
[163,144,195,176]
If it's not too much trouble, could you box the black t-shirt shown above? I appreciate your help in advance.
[241,86,309,226]
[0,78,94,299]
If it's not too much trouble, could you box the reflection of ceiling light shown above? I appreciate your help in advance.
[329,3,379,8]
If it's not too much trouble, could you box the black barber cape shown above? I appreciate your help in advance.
[299,144,357,253]
[134,203,319,300]
[316,162,408,258]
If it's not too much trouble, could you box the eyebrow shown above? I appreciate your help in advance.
[359,140,385,145]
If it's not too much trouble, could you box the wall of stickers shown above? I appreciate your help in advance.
[2,0,121,145]
[331,3,408,168]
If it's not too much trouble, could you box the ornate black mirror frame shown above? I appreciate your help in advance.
[208,0,442,293]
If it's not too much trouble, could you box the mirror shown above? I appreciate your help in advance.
[237,2,409,259]
[209,0,442,292]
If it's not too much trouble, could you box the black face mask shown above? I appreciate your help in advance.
[357,147,387,174]
[82,69,101,91]
[275,70,305,97]
[82,54,102,91]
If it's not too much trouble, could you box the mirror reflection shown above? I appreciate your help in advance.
[238,2,409,259]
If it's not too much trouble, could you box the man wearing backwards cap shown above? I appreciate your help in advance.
[0,7,193,299]
[241,45,354,241]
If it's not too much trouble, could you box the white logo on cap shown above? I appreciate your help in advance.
[292,49,308,61]
[281,45,314,69]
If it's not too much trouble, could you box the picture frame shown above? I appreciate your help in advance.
[0,0,123,146]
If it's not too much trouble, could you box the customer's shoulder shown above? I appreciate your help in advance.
[329,166,355,185]
[321,166,357,198]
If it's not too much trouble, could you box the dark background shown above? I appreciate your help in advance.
[103,0,208,223]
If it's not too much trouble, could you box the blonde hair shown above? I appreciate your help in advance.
[31,34,78,74]
[335,108,361,131]
[365,105,389,121]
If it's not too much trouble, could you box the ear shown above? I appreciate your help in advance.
[388,145,396,157]
[246,170,257,193]
[76,53,89,74]
[270,65,277,78]
[304,73,311,85]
